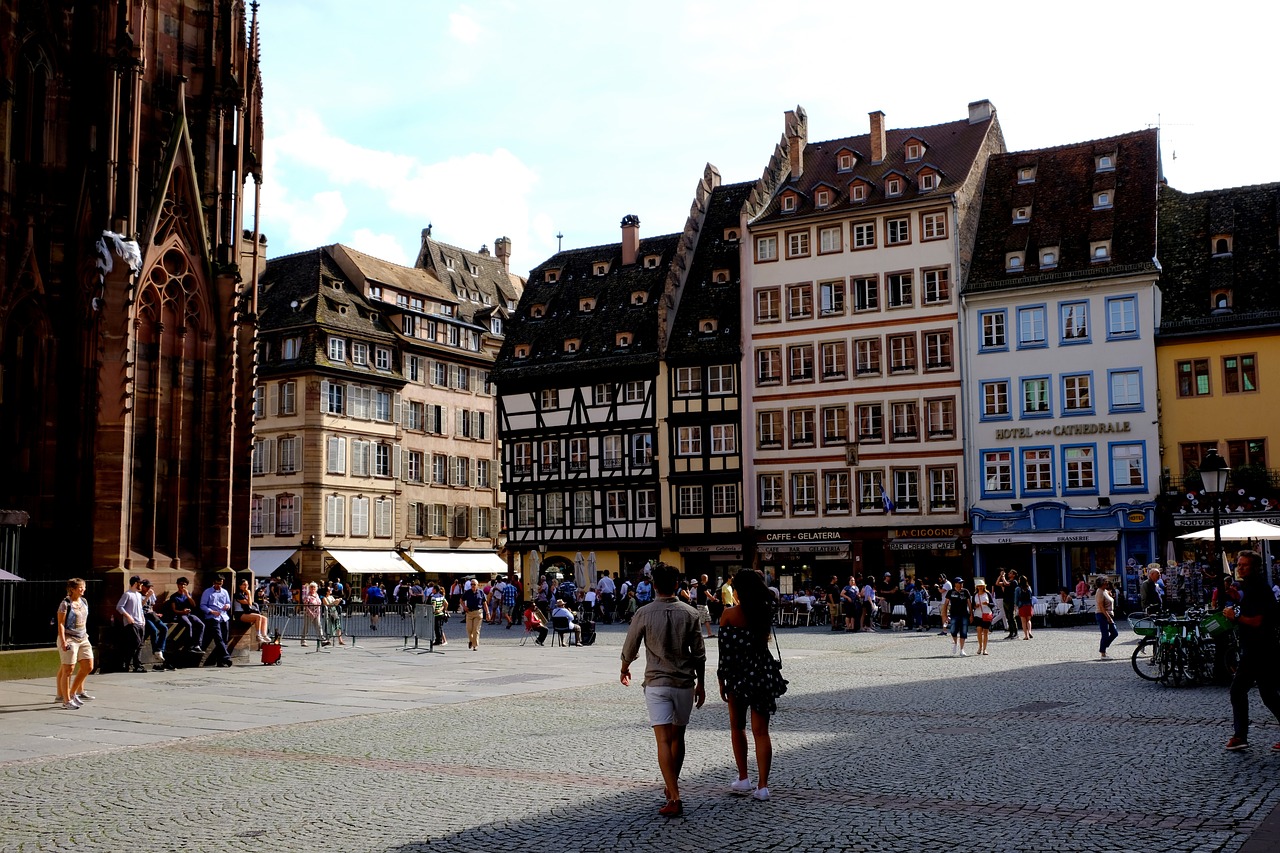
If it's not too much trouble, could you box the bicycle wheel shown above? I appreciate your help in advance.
[1163,639,1188,687]
[1131,637,1159,681]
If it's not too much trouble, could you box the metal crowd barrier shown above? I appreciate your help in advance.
[258,602,454,652]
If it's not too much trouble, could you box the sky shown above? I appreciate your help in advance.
[257,0,1275,278]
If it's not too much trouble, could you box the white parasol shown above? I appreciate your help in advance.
[1176,519,1280,541]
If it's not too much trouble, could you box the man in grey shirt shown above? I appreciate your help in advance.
[620,563,706,817]
[115,575,146,673]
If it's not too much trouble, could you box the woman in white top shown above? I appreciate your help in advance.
[972,579,994,655]
[1094,577,1118,659]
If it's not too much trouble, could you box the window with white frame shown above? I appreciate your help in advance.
[923,268,950,304]
[282,337,301,361]
[825,471,851,513]
[708,365,734,394]
[1040,248,1058,269]
[928,467,957,510]
[328,337,346,362]
[821,341,848,379]
[788,283,813,319]
[678,485,703,517]
[886,177,903,196]
[1107,296,1137,338]
[791,472,817,513]
[606,491,628,521]
[888,334,916,373]
[790,408,815,447]
[676,366,702,396]
[544,492,565,526]
[573,491,593,526]
[788,344,814,382]
[921,211,946,240]
[822,405,848,444]
[252,438,274,476]
[854,338,881,375]
[851,183,868,202]
[1006,252,1024,272]
[676,426,702,456]
[602,434,623,468]
[278,436,299,474]
[326,435,346,474]
[516,494,536,527]
[925,397,955,438]
[427,453,445,485]
[758,411,783,448]
[711,424,737,454]
[1061,301,1088,340]
[280,381,297,415]
[980,311,1006,349]
[540,389,559,410]
[982,381,1010,418]
[1063,374,1092,412]
[756,288,781,322]
[918,172,937,191]
[1018,166,1037,183]
[853,276,879,311]
[568,438,589,471]
[593,384,613,406]
[349,386,372,420]
[249,496,267,536]
[890,401,918,441]
[756,235,778,262]
[857,469,885,511]
[887,272,912,308]
[540,439,560,470]
[351,342,368,366]
[624,381,645,402]
[712,483,738,516]
[886,218,909,245]
[923,331,952,370]
[1022,448,1053,492]
[1064,446,1096,490]
[820,280,845,315]
[1018,306,1047,346]
[759,473,783,514]
[1111,443,1145,488]
[983,451,1012,494]
[407,401,425,431]
[636,489,657,520]
[1091,240,1111,262]
[816,189,831,208]
[1096,153,1115,172]
[375,444,391,478]
[838,153,854,171]
[819,226,841,253]
[1094,190,1113,210]
[373,389,392,422]
[476,459,491,488]
[856,403,884,443]
[513,442,532,475]
[474,506,491,539]
[893,468,919,510]
[277,494,299,536]
[1110,370,1141,410]
[631,433,653,466]
[325,494,345,536]
[325,382,345,415]
[852,221,876,248]
[757,348,781,384]
[1022,377,1050,415]
[429,504,448,537]
[781,195,796,212]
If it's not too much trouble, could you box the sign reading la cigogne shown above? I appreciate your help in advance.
[889,527,969,538]
[995,421,1131,441]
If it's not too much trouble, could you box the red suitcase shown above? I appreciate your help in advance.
[261,642,282,665]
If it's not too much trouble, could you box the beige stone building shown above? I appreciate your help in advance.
[253,236,522,588]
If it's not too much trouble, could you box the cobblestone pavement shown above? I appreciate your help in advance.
[1,622,1277,853]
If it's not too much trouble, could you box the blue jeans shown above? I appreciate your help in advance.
[144,614,168,654]
[950,615,969,639]
[1096,613,1118,653]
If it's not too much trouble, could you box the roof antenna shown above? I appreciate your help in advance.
[556,231,564,252]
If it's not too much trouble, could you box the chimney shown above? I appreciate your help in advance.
[621,214,640,265]
[968,99,994,124]
[869,110,886,164]
[785,108,806,178]
[494,236,511,272]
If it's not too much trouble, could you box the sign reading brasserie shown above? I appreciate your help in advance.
[994,420,1131,441]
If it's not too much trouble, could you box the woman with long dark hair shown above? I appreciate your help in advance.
[717,570,784,801]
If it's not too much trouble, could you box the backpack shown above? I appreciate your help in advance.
[912,588,926,606]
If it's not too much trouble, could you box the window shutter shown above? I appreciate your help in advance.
[320,379,329,412]
[266,438,276,474]
[269,383,279,417]
[397,393,407,427]
[292,496,301,536]
[446,507,455,537]
[392,444,402,480]
[264,497,276,536]
[347,383,359,418]
[456,409,464,436]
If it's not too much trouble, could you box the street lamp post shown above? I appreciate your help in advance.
[1198,449,1231,607]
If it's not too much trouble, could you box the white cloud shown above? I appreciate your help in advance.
[349,229,411,265]
[449,11,481,44]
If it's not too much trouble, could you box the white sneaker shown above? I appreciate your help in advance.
[61,701,80,710]
[951,645,958,656]
[75,692,95,701]
[959,650,968,657]
[153,650,164,663]
[730,778,755,795]
[751,787,771,801]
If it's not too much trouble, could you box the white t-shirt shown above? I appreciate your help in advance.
[598,577,616,595]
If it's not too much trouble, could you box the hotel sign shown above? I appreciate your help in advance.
[995,421,1131,441]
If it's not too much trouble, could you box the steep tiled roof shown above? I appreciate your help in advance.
[258,247,400,378]
[965,129,1160,292]
[333,244,456,304]
[491,230,681,384]
[1157,182,1280,330]
[753,114,998,224]
[416,232,524,323]
[665,181,753,362]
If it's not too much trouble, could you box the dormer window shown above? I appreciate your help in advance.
[1093,190,1113,210]
[632,291,648,306]
[445,257,455,270]
[905,142,923,161]
[1013,206,1031,223]
[594,262,609,276]
[468,263,478,275]
[545,269,560,283]
[886,177,903,197]
[700,319,718,333]
[712,269,730,284]
[369,285,382,300]
[514,344,530,359]
[1211,289,1233,311]
[781,194,797,212]
[564,339,580,354]
[530,304,546,319]
[1090,240,1112,262]
[1040,247,1059,270]
[816,189,831,207]
[643,254,661,268]
[1212,235,1233,256]
[1018,166,1037,184]
[918,172,937,192]
[579,298,595,313]
[724,228,740,241]
[1005,252,1025,272]
[850,182,868,203]
[837,152,855,172]
[616,333,631,348]
[1095,153,1115,172]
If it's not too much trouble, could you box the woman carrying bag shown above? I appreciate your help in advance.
[717,570,788,802]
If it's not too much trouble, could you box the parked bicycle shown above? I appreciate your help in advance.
[1130,608,1238,687]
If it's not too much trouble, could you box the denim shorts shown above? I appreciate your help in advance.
[950,616,970,639]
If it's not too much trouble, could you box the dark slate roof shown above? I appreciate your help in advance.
[491,231,681,384]
[965,129,1160,293]
[752,114,997,224]
[665,181,753,362]
[415,232,524,320]
[1157,182,1280,331]
[258,247,400,379]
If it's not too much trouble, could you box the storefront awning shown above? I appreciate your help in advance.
[248,547,298,575]
[411,550,508,576]
[971,530,1120,545]
[326,549,421,575]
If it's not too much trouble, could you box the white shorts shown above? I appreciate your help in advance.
[696,605,711,624]
[644,685,694,727]
[60,638,93,667]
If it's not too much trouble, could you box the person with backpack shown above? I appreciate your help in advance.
[909,581,929,632]
[56,578,94,709]
[1222,550,1280,751]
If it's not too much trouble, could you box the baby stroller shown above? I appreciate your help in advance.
[577,603,597,646]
